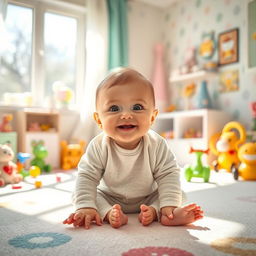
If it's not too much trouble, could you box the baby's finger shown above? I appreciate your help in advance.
[95,214,103,226]
[84,215,92,229]
[63,213,75,224]
[73,216,83,227]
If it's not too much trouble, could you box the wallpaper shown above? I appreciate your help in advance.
[162,0,256,129]
[128,0,256,130]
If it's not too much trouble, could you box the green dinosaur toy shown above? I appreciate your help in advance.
[30,140,51,173]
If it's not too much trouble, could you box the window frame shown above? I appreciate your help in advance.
[7,0,86,108]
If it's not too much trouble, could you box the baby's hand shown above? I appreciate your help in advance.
[161,206,177,220]
[63,208,102,229]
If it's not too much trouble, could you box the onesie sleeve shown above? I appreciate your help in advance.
[153,138,182,208]
[72,137,105,211]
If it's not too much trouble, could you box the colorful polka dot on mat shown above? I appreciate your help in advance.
[122,246,194,256]
[211,237,256,256]
[9,232,71,249]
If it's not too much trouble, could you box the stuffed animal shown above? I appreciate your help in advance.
[0,144,23,187]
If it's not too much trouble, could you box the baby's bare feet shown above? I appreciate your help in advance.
[139,204,157,226]
[107,204,128,228]
[161,203,204,226]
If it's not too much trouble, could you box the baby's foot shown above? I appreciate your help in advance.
[107,204,128,228]
[161,203,203,226]
[139,204,157,226]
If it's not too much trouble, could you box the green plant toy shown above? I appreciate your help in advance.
[30,140,51,173]
[184,147,210,182]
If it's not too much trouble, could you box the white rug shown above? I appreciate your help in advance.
[0,170,256,256]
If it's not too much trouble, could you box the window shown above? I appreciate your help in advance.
[0,0,85,108]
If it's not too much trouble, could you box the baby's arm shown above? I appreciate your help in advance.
[63,208,102,229]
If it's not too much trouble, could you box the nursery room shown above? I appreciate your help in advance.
[0,0,256,255]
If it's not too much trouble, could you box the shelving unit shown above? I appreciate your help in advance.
[152,109,231,167]
[169,70,218,83]
[16,108,60,169]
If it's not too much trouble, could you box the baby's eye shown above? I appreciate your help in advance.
[132,104,144,111]
[109,105,120,112]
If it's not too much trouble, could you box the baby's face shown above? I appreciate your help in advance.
[94,81,158,149]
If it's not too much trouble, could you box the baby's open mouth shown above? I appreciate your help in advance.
[117,125,136,129]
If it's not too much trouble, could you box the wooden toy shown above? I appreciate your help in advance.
[60,140,86,170]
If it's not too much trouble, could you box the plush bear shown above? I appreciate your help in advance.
[0,144,23,187]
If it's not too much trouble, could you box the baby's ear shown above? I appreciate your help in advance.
[151,109,158,124]
[93,112,102,129]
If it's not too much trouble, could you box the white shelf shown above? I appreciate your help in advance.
[152,109,231,167]
[169,70,217,83]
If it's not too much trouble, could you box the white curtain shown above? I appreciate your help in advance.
[71,0,108,143]
[0,0,8,56]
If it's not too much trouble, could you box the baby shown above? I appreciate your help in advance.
[63,67,203,229]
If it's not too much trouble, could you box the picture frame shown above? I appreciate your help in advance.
[218,28,239,66]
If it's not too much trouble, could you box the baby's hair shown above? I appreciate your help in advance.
[95,67,156,108]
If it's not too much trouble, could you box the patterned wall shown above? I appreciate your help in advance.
[162,0,256,129]
[128,0,256,130]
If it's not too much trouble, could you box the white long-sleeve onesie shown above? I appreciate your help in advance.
[73,130,182,215]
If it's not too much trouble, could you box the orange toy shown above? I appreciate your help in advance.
[209,121,246,172]
[60,140,86,170]
[0,114,13,132]
[236,142,256,180]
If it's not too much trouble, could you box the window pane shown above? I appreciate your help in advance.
[0,4,33,100]
[44,12,77,100]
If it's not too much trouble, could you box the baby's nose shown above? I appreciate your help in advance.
[120,111,133,119]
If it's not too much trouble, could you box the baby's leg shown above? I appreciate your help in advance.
[106,204,128,229]
[161,203,203,226]
[138,204,157,226]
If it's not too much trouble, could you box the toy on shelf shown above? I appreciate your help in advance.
[17,152,31,178]
[197,80,212,109]
[0,144,23,187]
[209,121,246,173]
[184,147,211,182]
[165,104,176,112]
[182,83,196,110]
[60,140,86,170]
[183,128,202,138]
[0,114,13,132]
[160,130,174,139]
[30,140,52,173]
[180,46,199,75]
[231,142,256,180]
[28,122,41,132]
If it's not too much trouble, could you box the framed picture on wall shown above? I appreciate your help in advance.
[218,28,239,66]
